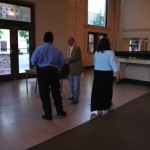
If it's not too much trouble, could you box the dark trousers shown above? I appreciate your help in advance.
[37,67,63,117]
[91,70,113,111]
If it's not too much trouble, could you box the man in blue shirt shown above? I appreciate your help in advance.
[31,31,67,120]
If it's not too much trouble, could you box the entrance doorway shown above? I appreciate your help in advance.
[0,28,32,80]
[0,28,31,79]
[0,0,35,80]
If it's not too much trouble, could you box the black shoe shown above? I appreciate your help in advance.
[42,115,52,120]
[68,96,74,100]
[57,111,67,116]
[71,100,79,105]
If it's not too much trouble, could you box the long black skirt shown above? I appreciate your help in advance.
[91,70,113,111]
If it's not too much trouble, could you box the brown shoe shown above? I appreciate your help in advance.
[68,96,74,100]
[71,100,79,105]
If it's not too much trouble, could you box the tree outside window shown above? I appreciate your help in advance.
[88,0,107,27]
[18,30,29,53]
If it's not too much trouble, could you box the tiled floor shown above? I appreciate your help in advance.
[0,69,149,150]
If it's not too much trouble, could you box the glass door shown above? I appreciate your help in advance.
[0,0,35,81]
[18,30,30,73]
[0,29,11,76]
[0,28,30,80]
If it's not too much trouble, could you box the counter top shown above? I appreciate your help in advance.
[116,56,150,60]
[116,57,150,65]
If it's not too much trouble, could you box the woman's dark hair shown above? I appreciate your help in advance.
[96,37,111,52]
[44,31,53,43]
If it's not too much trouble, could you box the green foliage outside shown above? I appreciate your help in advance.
[92,13,105,27]
[19,31,29,39]
[0,29,4,39]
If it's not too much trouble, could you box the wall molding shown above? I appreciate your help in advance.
[123,28,150,32]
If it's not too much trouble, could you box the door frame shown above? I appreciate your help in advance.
[0,0,35,81]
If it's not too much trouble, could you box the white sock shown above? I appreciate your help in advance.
[102,110,109,116]
[97,110,102,115]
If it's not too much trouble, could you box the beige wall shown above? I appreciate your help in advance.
[67,0,120,66]
[119,0,150,51]
[25,0,120,67]
[24,0,150,66]
[26,0,68,54]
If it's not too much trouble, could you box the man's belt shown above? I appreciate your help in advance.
[37,66,57,71]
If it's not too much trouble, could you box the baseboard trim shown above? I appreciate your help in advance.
[119,78,150,87]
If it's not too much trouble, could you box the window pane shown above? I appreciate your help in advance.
[88,33,95,53]
[0,2,31,22]
[87,32,107,53]
[88,0,107,27]
[0,29,11,75]
[18,30,30,73]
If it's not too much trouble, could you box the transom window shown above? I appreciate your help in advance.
[0,2,31,22]
[88,0,107,27]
